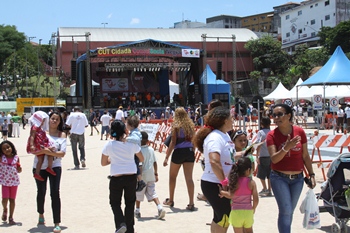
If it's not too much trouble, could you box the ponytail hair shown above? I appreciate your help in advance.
[228,157,252,193]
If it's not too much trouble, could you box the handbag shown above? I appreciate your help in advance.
[164,134,171,147]
[299,189,321,229]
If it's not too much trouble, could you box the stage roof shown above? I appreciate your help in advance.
[57,27,258,45]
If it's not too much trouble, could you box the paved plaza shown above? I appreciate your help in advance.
[0,126,342,233]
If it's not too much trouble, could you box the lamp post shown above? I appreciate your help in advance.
[37,39,42,96]
[101,23,108,28]
[26,36,36,97]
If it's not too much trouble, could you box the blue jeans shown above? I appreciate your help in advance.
[270,171,304,233]
[70,133,85,166]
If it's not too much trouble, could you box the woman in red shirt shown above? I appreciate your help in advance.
[266,104,315,233]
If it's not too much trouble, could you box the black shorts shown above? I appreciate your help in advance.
[257,157,271,179]
[171,147,195,164]
[89,121,96,127]
[201,180,231,227]
[2,131,7,136]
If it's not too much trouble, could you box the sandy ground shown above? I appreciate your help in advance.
[0,126,343,233]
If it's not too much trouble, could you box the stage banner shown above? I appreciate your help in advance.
[101,78,128,92]
[182,49,200,58]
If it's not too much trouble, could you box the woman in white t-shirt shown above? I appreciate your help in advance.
[32,111,66,233]
[192,106,235,233]
[101,120,144,233]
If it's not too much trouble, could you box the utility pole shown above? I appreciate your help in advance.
[38,39,42,96]
[26,36,36,97]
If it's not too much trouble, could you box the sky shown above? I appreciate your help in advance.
[2,0,293,44]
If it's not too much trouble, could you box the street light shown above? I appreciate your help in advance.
[37,39,42,96]
[101,23,108,28]
[26,36,36,97]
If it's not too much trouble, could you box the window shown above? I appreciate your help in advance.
[311,19,316,25]
[286,32,290,37]
[310,5,313,8]
[315,3,318,6]
[325,15,330,20]
[286,15,290,20]
[261,16,266,19]
[253,17,257,21]
[325,0,329,6]
[311,32,316,37]
[298,10,302,16]
[298,29,302,34]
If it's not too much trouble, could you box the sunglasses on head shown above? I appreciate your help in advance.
[272,112,286,118]
[232,130,247,140]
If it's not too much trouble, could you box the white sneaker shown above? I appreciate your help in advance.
[157,209,166,219]
[115,223,127,233]
[134,210,141,218]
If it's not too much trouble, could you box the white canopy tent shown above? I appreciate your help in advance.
[263,82,289,100]
[70,80,100,96]
[169,80,179,100]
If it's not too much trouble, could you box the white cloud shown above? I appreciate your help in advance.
[108,13,113,19]
[130,18,140,25]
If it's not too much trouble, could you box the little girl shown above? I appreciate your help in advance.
[26,111,56,181]
[231,130,255,173]
[0,140,21,225]
[220,157,259,233]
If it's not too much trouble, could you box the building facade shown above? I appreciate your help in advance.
[280,0,350,52]
[241,12,274,33]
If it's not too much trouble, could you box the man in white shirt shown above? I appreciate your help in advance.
[100,110,113,140]
[337,107,345,133]
[345,103,350,133]
[66,106,89,169]
[115,106,125,122]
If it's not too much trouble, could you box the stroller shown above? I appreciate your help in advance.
[318,153,350,233]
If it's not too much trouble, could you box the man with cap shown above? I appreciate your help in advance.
[66,106,89,169]
[115,106,125,123]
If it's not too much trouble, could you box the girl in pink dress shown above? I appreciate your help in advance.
[0,140,21,225]
[26,111,56,181]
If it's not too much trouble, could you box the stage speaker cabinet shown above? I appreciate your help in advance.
[200,104,208,116]
[212,93,229,108]
[71,59,77,81]
[216,60,222,80]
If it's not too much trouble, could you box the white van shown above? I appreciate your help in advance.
[23,106,66,120]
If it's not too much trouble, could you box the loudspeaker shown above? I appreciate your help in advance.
[216,60,222,80]
[71,59,77,81]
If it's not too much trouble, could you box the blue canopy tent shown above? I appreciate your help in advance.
[298,46,350,107]
[200,64,230,106]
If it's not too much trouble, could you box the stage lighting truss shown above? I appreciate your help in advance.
[104,63,191,72]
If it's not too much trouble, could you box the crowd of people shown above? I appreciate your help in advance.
[0,100,319,233]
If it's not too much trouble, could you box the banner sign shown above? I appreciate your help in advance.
[140,123,159,141]
[101,78,128,92]
[96,47,200,58]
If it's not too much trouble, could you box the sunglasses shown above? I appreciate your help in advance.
[232,130,247,140]
[272,112,286,118]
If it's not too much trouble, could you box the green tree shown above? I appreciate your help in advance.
[0,25,26,71]
[244,35,290,78]
[319,21,350,54]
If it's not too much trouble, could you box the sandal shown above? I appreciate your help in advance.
[163,198,174,207]
[186,204,195,211]
[53,225,62,233]
[9,217,16,225]
[38,217,45,225]
[1,209,7,221]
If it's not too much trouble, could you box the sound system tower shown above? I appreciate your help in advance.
[216,60,222,80]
